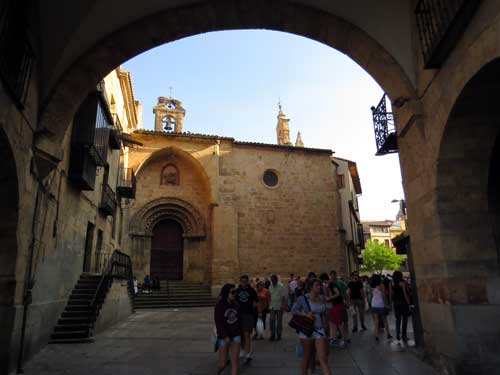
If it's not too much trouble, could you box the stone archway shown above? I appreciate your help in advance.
[430,57,500,374]
[38,0,415,145]
[0,127,19,373]
[128,197,207,283]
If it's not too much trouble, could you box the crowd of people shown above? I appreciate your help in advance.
[213,270,413,375]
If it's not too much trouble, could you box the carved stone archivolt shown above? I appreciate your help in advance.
[129,197,206,239]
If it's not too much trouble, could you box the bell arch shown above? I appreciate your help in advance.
[38,0,415,144]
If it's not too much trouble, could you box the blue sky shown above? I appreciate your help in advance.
[123,30,404,220]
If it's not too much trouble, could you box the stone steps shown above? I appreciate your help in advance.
[49,273,104,344]
[135,281,216,309]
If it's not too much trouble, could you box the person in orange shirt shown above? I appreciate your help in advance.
[255,281,270,340]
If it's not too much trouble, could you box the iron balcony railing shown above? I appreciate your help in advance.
[415,0,482,69]
[99,183,117,216]
[109,113,123,150]
[357,223,365,250]
[371,94,397,156]
[117,168,136,199]
[0,0,34,110]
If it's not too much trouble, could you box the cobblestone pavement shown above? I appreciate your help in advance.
[23,308,438,375]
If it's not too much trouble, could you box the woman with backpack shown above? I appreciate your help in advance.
[291,279,330,375]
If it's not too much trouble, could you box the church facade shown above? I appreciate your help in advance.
[123,97,347,290]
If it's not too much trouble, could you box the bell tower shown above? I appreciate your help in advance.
[153,96,186,132]
[276,102,292,145]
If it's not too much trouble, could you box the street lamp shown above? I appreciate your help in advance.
[391,199,406,217]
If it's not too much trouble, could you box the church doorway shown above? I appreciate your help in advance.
[151,220,184,280]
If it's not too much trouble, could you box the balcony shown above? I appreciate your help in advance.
[371,94,397,156]
[415,0,482,69]
[109,114,122,150]
[357,223,365,250]
[99,183,117,216]
[68,146,99,190]
[117,168,136,199]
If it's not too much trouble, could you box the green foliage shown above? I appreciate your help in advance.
[360,239,404,274]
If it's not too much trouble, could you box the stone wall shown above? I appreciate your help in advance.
[227,144,345,280]
[94,279,133,334]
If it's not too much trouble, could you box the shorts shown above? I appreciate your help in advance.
[241,313,255,331]
[217,335,241,348]
[329,303,348,326]
[371,307,386,317]
[299,328,326,340]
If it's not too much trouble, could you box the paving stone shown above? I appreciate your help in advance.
[23,307,438,375]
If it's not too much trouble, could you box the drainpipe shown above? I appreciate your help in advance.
[16,179,41,374]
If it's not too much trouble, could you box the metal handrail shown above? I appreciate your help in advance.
[88,250,134,311]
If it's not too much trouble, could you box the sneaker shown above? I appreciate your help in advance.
[361,325,367,331]
[352,327,358,333]
[387,334,393,340]
[245,352,253,363]
[338,340,346,348]
[239,350,247,358]
[396,334,401,341]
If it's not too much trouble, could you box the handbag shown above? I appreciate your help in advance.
[288,296,314,337]
[256,318,265,337]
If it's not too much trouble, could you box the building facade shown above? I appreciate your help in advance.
[123,97,347,291]
[333,157,364,275]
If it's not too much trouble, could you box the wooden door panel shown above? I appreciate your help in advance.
[151,220,183,280]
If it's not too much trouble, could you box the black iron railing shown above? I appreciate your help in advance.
[99,183,117,216]
[117,168,136,199]
[89,250,134,316]
[357,223,365,250]
[415,0,482,69]
[371,94,397,156]
[0,0,34,110]
[109,114,122,150]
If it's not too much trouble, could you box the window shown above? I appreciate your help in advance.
[384,239,390,247]
[337,174,345,189]
[263,170,279,187]
[372,226,389,233]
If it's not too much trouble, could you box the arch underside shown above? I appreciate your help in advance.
[129,197,206,238]
[39,0,415,142]
[436,58,500,276]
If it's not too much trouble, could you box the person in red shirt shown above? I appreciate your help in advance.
[255,281,270,339]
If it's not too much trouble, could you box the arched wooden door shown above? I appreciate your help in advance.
[151,220,184,280]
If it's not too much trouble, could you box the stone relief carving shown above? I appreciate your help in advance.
[161,164,179,185]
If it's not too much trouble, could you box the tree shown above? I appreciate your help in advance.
[360,239,403,274]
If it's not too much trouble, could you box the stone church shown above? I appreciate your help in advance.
[123,96,346,290]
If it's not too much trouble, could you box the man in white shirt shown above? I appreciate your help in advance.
[288,274,298,309]
[269,274,287,341]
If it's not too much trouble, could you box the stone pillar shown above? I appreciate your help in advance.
[129,234,152,281]
[210,205,240,296]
